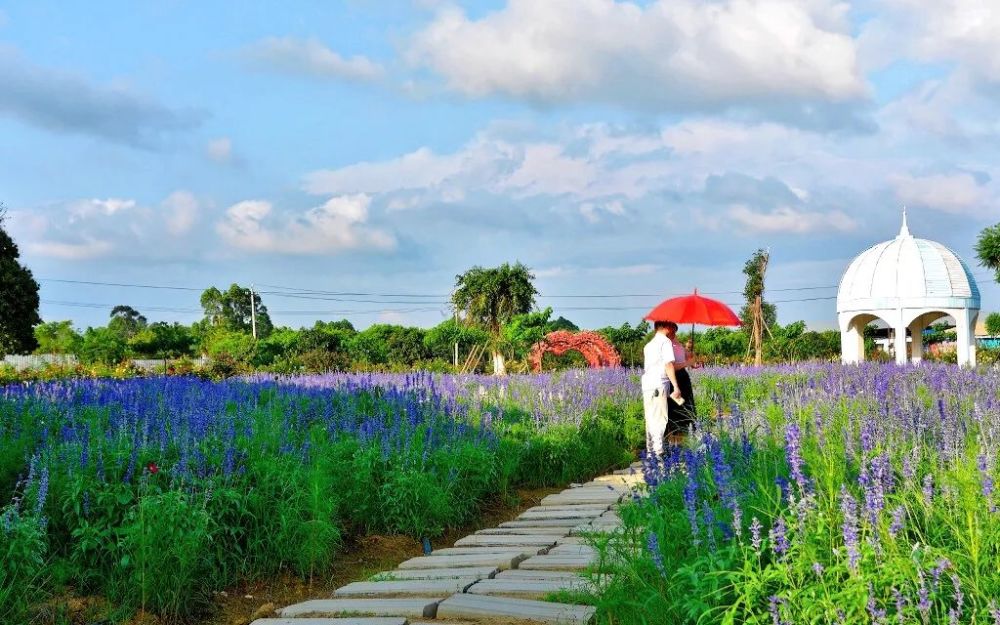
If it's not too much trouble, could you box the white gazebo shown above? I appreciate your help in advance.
[838,212,981,366]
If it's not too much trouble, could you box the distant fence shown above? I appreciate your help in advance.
[3,354,78,370]
[131,357,210,371]
[3,354,209,371]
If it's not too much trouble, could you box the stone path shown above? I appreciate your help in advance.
[252,463,644,625]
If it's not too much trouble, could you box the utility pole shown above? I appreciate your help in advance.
[250,283,258,339]
[451,289,459,368]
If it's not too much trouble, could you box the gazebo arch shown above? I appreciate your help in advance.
[837,212,981,366]
[528,330,622,373]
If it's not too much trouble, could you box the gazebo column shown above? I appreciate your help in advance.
[840,315,864,364]
[893,324,908,364]
[909,319,924,363]
[956,310,978,367]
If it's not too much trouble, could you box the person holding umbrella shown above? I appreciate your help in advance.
[644,289,741,441]
[641,320,683,457]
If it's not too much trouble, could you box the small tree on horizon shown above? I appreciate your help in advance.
[452,262,538,375]
[0,205,41,355]
[985,312,1000,338]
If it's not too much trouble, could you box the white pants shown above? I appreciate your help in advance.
[643,388,668,455]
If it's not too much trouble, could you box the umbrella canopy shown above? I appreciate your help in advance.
[644,289,742,327]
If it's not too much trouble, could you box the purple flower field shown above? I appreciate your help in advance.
[609,362,1000,624]
[0,369,642,622]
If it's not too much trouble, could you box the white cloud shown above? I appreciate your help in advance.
[863,0,1000,85]
[579,200,626,224]
[26,238,113,260]
[241,37,383,82]
[892,172,992,215]
[206,137,233,163]
[498,144,598,197]
[67,198,136,219]
[407,0,867,120]
[162,191,199,235]
[303,146,469,195]
[8,191,205,260]
[216,194,396,255]
[727,205,858,234]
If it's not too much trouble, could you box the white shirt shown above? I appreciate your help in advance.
[641,332,675,392]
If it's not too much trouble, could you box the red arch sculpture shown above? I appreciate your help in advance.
[528,330,622,373]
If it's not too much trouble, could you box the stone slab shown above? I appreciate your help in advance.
[455,534,558,548]
[467,577,595,597]
[252,620,406,625]
[369,567,497,581]
[334,578,479,597]
[541,493,622,506]
[500,519,584,529]
[476,527,571,536]
[436,593,595,625]
[278,598,441,619]
[430,547,544,557]
[549,545,599,557]
[496,570,586,581]
[398,553,526,571]
[571,523,620,536]
[553,536,588,545]
[519,508,607,521]
[519,555,598,571]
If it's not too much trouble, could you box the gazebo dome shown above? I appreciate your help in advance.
[837,211,981,366]
[837,213,981,314]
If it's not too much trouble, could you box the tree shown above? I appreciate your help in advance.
[349,324,428,367]
[423,318,489,364]
[34,321,83,355]
[452,262,538,375]
[986,312,1000,338]
[199,284,273,337]
[108,305,148,339]
[596,321,651,367]
[0,207,41,355]
[739,249,775,365]
[78,327,128,364]
[976,224,1000,281]
[128,322,195,359]
[502,308,553,360]
[547,316,579,332]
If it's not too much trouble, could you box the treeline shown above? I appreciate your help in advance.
[32,284,849,374]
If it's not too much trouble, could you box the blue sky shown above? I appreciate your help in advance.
[3,0,1000,331]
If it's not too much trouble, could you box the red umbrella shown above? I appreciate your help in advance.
[644,289,741,327]
[645,289,741,358]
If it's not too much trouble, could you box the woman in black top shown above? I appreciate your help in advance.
[664,322,699,438]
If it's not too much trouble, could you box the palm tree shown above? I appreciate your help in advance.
[452,262,538,375]
[976,224,1000,280]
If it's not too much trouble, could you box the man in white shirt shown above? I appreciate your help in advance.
[641,320,683,456]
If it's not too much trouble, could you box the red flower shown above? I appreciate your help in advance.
[147,462,159,475]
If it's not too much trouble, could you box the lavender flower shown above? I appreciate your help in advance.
[646,531,666,577]
[812,561,824,577]
[979,453,996,512]
[785,422,808,492]
[867,584,887,623]
[770,516,789,559]
[750,516,763,553]
[917,577,931,617]
[888,505,905,538]
[683,475,700,546]
[892,587,906,625]
[840,487,861,572]
[922,474,934,506]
